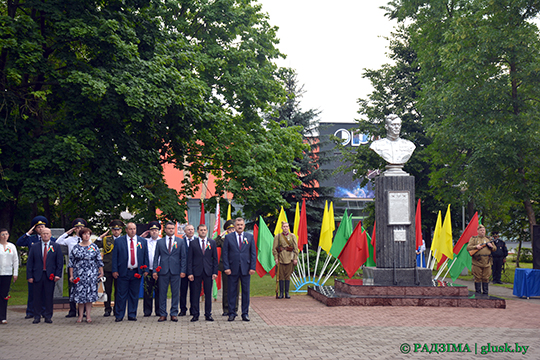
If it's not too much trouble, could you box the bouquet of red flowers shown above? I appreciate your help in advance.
[156,266,162,272]
[140,265,148,270]
[49,273,55,281]
[134,273,142,279]
[73,277,81,284]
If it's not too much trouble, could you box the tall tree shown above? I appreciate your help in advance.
[264,68,334,242]
[0,0,304,233]
[387,0,540,239]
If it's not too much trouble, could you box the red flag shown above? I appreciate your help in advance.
[297,199,308,251]
[371,221,376,264]
[415,198,423,249]
[357,229,370,268]
[437,212,479,269]
[200,201,205,225]
[338,222,364,278]
[216,247,222,290]
[254,224,275,277]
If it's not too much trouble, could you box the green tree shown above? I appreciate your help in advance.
[0,0,303,233]
[264,68,334,241]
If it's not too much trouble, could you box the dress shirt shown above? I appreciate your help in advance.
[237,232,243,247]
[56,232,80,255]
[127,237,138,269]
[146,237,159,270]
[185,236,192,249]
[0,242,19,276]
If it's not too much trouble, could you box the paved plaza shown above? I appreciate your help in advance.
[1,284,539,360]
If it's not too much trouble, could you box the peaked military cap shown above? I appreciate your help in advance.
[31,216,49,227]
[109,220,125,229]
[148,221,160,230]
[223,219,235,231]
[72,218,87,227]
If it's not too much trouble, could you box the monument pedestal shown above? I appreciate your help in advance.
[363,267,432,286]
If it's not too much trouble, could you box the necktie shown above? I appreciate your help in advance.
[202,239,205,254]
[168,237,172,253]
[130,238,135,266]
[43,243,48,270]
[238,234,242,250]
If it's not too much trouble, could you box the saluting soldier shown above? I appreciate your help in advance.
[466,224,495,295]
[95,220,124,316]
[272,222,298,299]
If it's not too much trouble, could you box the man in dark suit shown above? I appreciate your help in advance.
[179,224,195,316]
[153,221,186,322]
[17,216,57,319]
[222,217,256,321]
[26,228,63,324]
[187,224,218,322]
[112,222,148,322]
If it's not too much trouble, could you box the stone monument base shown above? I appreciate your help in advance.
[363,266,432,286]
[308,279,506,308]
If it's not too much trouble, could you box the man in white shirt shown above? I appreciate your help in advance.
[140,221,161,317]
[56,218,86,317]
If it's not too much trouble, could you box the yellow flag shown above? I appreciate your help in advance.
[431,210,442,260]
[437,205,454,262]
[293,202,300,236]
[319,201,333,254]
[227,202,232,221]
[274,206,289,236]
[329,201,336,233]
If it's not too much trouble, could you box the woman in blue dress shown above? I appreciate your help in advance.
[69,227,104,323]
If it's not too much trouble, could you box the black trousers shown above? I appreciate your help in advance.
[191,274,213,317]
[221,272,239,314]
[179,276,193,314]
[0,275,12,321]
[492,257,504,283]
[143,273,160,316]
[103,270,117,314]
[33,272,55,320]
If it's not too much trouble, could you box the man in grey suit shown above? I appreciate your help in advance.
[153,221,186,322]
[223,217,256,322]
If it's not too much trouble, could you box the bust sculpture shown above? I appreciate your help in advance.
[369,114,415,176]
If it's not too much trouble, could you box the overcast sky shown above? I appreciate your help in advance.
[258,1,398,123]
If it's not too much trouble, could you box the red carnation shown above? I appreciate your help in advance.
[140,265,148,269]
[49,273,55,281]
[134,273,142,279]
[156,266,162,272]
[4,295,10,300]
[73,277,80,284]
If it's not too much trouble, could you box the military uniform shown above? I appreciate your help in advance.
[272,232,298,299]
[491,236,508,284]
[466,235,495,294]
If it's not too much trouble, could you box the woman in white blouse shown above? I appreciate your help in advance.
[0,228,19,324]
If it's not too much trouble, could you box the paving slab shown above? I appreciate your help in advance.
[2,292,539,360]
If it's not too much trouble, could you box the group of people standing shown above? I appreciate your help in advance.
[2,215,302,325]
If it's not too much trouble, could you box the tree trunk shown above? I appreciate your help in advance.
[523,199,536,243]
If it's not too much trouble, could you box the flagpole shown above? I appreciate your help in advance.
[312,246,322,283]
[305,244,311,281]
[320,258,340,286]
[318,251,333,282]
[441,257,458,282]
[433,258,449,280]
[297,248,306,282]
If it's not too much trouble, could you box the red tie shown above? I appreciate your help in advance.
[168,237,172,253]
[43,243,48,270]
[238,234,242,250]
[130,238,136,266]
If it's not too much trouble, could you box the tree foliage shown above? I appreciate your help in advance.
[264,68,334,241]
[0,0,304,233]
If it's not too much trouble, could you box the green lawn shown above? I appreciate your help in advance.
[7,261,533,306]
